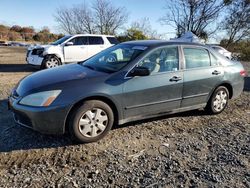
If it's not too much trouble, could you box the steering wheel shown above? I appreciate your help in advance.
[105,54,117,63]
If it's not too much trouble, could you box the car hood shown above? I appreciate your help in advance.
[28,44,50,50]
[28,44,61,50]
[16,64,108,96]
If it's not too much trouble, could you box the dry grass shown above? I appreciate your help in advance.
[0,47,34,99]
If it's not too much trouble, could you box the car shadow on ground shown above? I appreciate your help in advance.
[0,99,73,152]
[1,76,249,152]
[115,109,209,131]
[0,99,208,152]
[0,64,37,72]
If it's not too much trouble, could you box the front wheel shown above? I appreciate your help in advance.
[206,86,229,114]
[69,100,114,143]
[43,56,61,69]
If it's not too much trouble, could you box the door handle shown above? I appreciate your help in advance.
[212,70,221,75]
[80,47,86,49]
[169,76,182,82]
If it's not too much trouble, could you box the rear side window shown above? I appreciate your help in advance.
[107,37,119,44]
[183,48,210,69]
[89,37,104,45]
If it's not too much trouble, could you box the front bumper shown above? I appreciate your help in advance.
[26,54,44,66]
[8,96,71,135]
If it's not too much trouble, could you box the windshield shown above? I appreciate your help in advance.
[81,44,147,73]
[51,35,72,45]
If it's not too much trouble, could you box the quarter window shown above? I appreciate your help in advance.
[89,36,104,45]
[210,53,219,66]
[137,46,179,74]
[183,48,210,69]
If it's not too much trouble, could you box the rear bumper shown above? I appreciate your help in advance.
[232,78,244,99]
[9,96,71,135]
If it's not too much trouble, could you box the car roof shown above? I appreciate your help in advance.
[122,40,206,48]
[72,34,115,37]
[209,45,224,49]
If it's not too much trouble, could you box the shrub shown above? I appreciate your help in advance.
[220,39,250,61]
[8,31,22,41]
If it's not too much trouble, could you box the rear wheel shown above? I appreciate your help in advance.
[69,100,114,143]
[206,86,229,114]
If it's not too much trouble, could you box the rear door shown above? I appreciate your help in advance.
[181,46,224,107]
[64,36,88,62]
[87,36,106,58]
[123,45,183,119]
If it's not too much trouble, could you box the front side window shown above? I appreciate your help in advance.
[81,44,147,73]
[183,48,210,69]
[89,36,104,45]
[137,46,179,74]
[69,37,88,45]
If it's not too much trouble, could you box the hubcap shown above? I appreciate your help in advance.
[78,108,108,138]
[46,58,59,68]
[213,90,228,112]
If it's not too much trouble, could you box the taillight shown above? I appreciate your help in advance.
[240,70,247,77]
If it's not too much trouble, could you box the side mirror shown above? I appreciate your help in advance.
[65,42,74,46]
[128,66,150,77]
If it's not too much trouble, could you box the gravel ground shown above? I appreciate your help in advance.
[0,47,249,187]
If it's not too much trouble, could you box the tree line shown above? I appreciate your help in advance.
[55,0,249,45]
[0,0,249,59]
[0,25,63,43]
[54,0,250,60]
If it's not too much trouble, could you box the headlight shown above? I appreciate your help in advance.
[19,90,61,107]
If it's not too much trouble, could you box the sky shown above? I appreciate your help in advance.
[0,0,177,39]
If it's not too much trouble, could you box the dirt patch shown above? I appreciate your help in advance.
[0,47,249,187]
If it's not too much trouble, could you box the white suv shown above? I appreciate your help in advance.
[26,34,119,69]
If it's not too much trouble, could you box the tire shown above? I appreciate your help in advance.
[43,55,61,69]
[69,100,114,143]
[206,86,229,114]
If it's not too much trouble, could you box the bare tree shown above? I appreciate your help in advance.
[223,0,250,47]
[54,0,128,35]
[72,4,95,34]
[160,0,229,39]
[54,6,75,34]
[130,18,159,39]
[92,0,128,35]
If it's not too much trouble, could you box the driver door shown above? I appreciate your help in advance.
[123,46,183,119]
[64,36,88,62]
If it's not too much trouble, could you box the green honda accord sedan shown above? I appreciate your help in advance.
[9,40,246,143]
